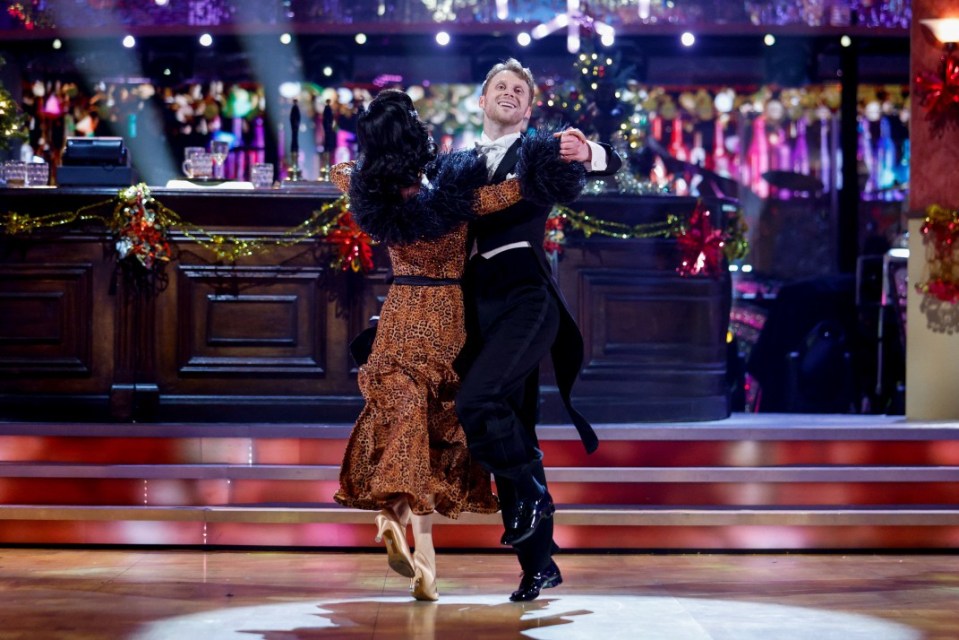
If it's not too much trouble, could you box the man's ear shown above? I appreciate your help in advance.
[523,104,532,120]
[479,95,487,110]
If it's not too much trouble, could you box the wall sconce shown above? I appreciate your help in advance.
[916,18,959,136]
[921,18,959,49]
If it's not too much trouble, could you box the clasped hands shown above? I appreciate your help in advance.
[554,128,591,164]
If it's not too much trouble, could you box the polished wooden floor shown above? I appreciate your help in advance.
[1,547,956,639]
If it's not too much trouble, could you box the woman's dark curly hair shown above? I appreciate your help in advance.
[354,89,436,201]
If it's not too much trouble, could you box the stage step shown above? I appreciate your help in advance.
[1,462,958,483]
[1,414,958,549]
[3,504,959,527]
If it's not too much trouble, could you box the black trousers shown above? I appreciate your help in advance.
[456,249,560,574]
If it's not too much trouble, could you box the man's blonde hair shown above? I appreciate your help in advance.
[481,58,535,107]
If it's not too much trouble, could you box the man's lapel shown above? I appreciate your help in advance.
[491,138,522,183]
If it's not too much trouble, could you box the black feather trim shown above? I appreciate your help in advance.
[516,127,586,207]
[349,151,488,245]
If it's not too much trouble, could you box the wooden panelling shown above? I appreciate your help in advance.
[0,264,94,376]
[176,264,327,376]
[0,188,730,423]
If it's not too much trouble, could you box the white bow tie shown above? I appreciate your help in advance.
[475,140,511,156]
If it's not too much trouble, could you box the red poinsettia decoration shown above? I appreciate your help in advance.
[675,200,725,277]
[916,204,959,304]
[327,212,374,272]
[915,55,959,135]
[114,184,172,271]
[544,212,568,256]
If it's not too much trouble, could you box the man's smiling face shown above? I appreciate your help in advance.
[479,70,532,131]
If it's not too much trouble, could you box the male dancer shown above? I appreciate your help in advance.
[456,59,622,602]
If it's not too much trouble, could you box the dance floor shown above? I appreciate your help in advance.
[1,547,956,639]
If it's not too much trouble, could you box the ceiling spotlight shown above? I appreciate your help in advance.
[681,32,696,47]
[435,31,451,46]
[596,24,615,47]
[279,33,292,45]
[355,33,367,45]
[199,33,213,47]
[122,35,136,49]
[517,32,531,47]
[840,35,852,47]
[322,66,334,77]
[764,34,776,46]
[52,38,62,50]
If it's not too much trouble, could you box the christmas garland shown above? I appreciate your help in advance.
[548,200,749,277]
[3,185,746,281]
[916,204,959,304]
[1,183,375,273]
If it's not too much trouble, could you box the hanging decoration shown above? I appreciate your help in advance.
[1,184,375,273]
[915,54,959,136]
[546,200,748,278]
[324,212,375,272]
[113,184,172,270]
[916,204,959,304]
[675,200,726,277]
[4,184,748,282]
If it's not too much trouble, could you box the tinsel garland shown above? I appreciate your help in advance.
[550,204,681,241]
[4,185,747,281]
[1,183,375,273]
[916,204,959,304]
[548,200,749,278]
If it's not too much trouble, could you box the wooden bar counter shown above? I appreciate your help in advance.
[0,185,732,424]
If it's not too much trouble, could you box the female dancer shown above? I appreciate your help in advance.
[332,89,584,601]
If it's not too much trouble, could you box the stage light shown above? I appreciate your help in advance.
[279,33,292,45]
[155,0,169,5]
[764,34,776,46]
[597,24,615,47]
[122,35,136,49]
[52,39,62,50]
[322,66,333,77]
[840,35,852,47]
[517,32,531,47]
[199,33,213,47]
[278,82,301,100]
[436,31,450,46]
[681,32,696,47]
[355,33,367,45]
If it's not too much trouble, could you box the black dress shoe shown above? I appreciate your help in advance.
[509,560,563,602]
[500,491,555,546]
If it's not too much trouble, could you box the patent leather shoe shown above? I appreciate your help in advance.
[509,560,563,602]
[500,491,554,546]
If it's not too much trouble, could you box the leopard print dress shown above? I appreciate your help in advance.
[333,165,520,518]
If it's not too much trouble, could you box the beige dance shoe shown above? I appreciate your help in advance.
[410,549,439,601]
[374,509,415,578]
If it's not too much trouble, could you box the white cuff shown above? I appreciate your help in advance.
[586,141,607,172]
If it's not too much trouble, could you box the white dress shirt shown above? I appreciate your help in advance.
[472,130,608,258]
[475,131,607,176]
